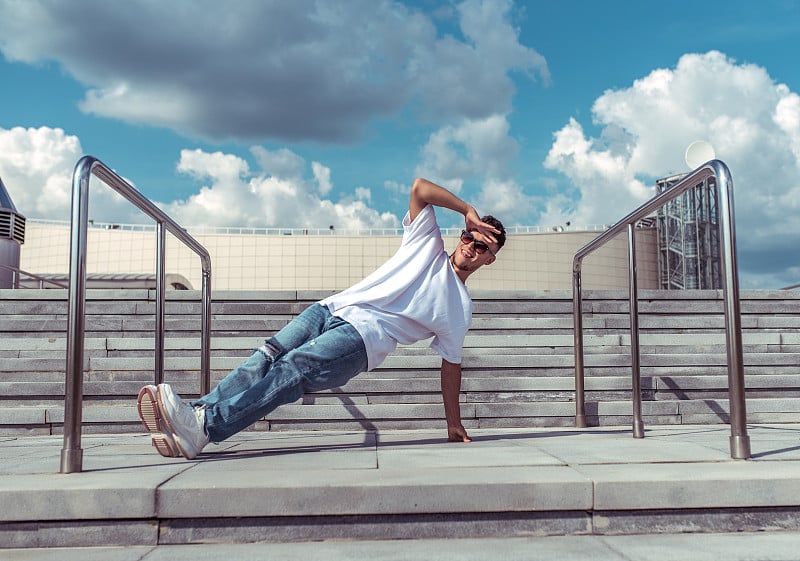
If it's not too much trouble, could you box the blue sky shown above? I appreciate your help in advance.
[1,0,799,288]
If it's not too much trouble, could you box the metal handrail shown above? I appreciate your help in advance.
[572,159,750,460]
[0,264,69,289]
[60,155,213,474]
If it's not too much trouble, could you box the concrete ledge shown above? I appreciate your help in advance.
[0,472,162,521]
[1,425,799,548]
[585,462,800,510]
[158,511,592,544]
[158,466,593,518]
[592,507,800,536]
[0,520,157,549]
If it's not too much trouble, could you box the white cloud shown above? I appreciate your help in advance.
[0,128,401,231]
[0,0,548,144]
[416,114,533,224]
[774,89,800,161]
[0,126,137,223]
[413,0,549,121]
[543,51,800,286]
[177,149,250,183]
[163,148,400,231]
[169,150,254,227]
[544,117,650,225]
[311,162,333,196]
[383,180,412,208]
[250,147,305,180]
[355,187,371,202]
[0,127,80,219]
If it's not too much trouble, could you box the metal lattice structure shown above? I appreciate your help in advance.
[656,173,721,290]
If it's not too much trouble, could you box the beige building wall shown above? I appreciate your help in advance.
[20,222,659,291]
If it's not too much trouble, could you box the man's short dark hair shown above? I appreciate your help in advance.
[481,215,506,250]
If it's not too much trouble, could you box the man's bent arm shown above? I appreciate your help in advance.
[440,358,472,442]
[409,178,500,244]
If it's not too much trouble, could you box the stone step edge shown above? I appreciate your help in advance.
[3,463,799,524]
[6,506,800,549]
[2,397,799,426]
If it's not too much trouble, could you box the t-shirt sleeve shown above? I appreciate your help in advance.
[430,333,464,364]
[402,205,438,244]
[430,299,472,365]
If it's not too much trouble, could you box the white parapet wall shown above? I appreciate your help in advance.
[20,221,658,291]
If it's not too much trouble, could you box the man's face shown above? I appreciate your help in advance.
[452,229,498,272]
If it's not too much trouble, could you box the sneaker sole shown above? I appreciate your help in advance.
[137,386,179,458]
[156,386,202,460]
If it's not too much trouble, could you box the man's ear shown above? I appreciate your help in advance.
[485,256,496,266]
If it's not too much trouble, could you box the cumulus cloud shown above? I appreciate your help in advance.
[311,162,333,196]
[162,148,400,230]
[413,0,549,121]
[0,126,136,222]
[543,51,800,287]
[416,114,534,224]
[355,187,371,202]
[0,127,78,219]
[0,0,547,144]
[0,128,401,230]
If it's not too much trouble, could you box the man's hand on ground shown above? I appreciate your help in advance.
[448,425,473,443]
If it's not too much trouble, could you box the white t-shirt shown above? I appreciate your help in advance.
[319,205,472,371]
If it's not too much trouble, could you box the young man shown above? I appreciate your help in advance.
[137,177,506,459]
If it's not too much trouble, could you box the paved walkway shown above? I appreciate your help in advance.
[2,423,800,558]
[4,531,800,561]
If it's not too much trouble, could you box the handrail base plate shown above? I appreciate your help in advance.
[730,435,751,460]
[60,448,83,474]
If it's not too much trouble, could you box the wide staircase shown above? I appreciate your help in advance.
[1,288,798,435]
[2,288,800,550]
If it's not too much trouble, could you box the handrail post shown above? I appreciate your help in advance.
[714,161,751,459]
[201,267,212,395]
[60,155,213,473]
[628,223,644,438]
[572,268,587,428]
[60,156,93,474]
[155,222,166,384]
[571,160,750,459]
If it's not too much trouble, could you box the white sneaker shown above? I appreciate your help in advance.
[137,385,179,458]
[157,383,210,460]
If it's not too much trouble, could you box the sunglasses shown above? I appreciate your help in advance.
[460,230,495,256]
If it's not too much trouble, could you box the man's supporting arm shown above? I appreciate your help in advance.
[440,358,472,442]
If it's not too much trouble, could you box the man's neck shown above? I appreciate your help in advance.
[449,253,471,284]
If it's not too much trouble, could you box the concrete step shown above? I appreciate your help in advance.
[2,425,800,548]
[4,331,797,354]
[3,397,800,436]
[3,289,800,548]
[1,289,799,434]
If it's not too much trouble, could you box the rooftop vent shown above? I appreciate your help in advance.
[0,176,25,244]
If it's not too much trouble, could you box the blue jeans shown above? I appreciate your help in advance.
[194,304,368,442]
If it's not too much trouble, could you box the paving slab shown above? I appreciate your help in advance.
[6,532,800,561]
[185,431,378,471]
[375,429,565,468]
[597,531,800,561]
[531,430,729,464]
[0,546,156,561]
